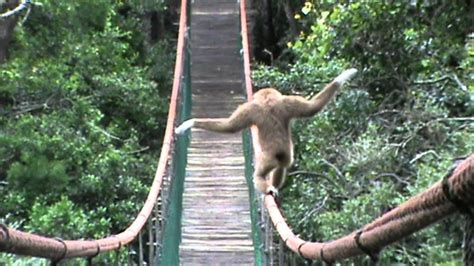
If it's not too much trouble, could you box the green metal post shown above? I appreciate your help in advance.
[242,129,265,266]
[157,1,192,264]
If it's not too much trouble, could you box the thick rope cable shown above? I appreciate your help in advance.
[261,155,473,261]
[0,0,31,19]
[0,0,188,260]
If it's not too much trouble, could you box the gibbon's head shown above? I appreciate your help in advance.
[254,87,282,101]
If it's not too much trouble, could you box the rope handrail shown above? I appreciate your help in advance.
[240,0,260,153]
[264,155,473,261]
[0,0,188,261]
[0,0,31,19]
[238,0,474,262]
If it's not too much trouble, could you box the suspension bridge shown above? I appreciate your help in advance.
[1,0,473,265]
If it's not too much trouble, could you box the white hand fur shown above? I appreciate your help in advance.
[175,119,195,134]
[334,68,358,85]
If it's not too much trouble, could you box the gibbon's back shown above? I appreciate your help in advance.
[252,88,293,152]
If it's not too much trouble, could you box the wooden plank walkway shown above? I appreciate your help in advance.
[178,0,255,265]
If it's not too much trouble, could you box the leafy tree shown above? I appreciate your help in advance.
[0,1,176,264]
[253,0,473,264]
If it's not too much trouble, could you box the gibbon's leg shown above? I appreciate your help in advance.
[253,157,278,194]
[282,68,358,118]
[175,102,256,134]
[253,175,269,195]
[270,167,287,190]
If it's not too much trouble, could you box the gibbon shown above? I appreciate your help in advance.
[175,68,358,196]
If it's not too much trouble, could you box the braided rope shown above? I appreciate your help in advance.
[0,0,32,19]
[263,155,474,262]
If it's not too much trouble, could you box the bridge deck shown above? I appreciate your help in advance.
[178,0,255,264]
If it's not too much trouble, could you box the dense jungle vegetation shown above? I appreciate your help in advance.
[251,0,473,264]
[0,0,177,264]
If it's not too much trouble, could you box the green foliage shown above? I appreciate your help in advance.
[25,196,111,239]
[7,155,68,196]
[254,0,473,264]
[0,0,175,264]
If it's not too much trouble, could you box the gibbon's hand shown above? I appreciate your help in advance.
[334,68,358,85]
[175,119,195,134]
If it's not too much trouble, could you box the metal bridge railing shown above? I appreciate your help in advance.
[0,0,190,265]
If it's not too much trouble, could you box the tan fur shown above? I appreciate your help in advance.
[188,79,344,195]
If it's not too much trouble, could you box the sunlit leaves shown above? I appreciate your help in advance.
[301,2,313,15]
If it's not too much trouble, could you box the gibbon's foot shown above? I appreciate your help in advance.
[334,68,358,85]
[266,186,279,197]
[266,186,282,206]
[175,119,195,134]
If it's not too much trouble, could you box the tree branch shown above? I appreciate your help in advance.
[0,0,31,19]
[288,170,340,189]
[451,73,467,91]
[411,75,451,85]
[320,158,344,179]
[375,173,410,186]
[125,146,150,155]
[429,117,474,124]
[412,73,467,91]
[87,122,123,141]
[298,196,329,226]
[409,150,440,164]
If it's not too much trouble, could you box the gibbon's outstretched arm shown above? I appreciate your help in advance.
[175,102,257,134]
[283,68,358,118]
